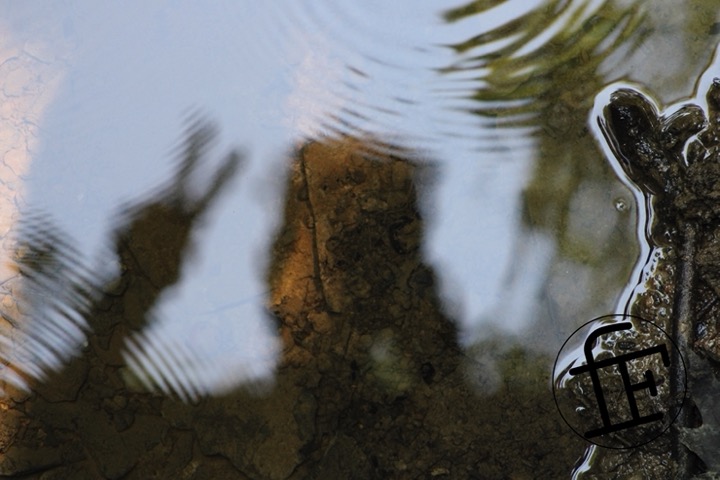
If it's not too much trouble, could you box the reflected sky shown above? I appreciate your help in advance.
[0,1,707,398]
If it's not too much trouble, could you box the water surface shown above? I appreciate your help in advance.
[1,1,718,478]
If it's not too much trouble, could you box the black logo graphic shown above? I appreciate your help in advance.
[553,314,686,449]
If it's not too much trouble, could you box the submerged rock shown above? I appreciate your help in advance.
[591,78,720,478]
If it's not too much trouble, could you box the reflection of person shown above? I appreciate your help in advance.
[105,118,242,333]
[262,135,583,478]
[0,118,242,389]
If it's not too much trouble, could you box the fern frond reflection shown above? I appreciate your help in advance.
[442,0,645,131]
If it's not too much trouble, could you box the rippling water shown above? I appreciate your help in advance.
[1,0,719,478]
